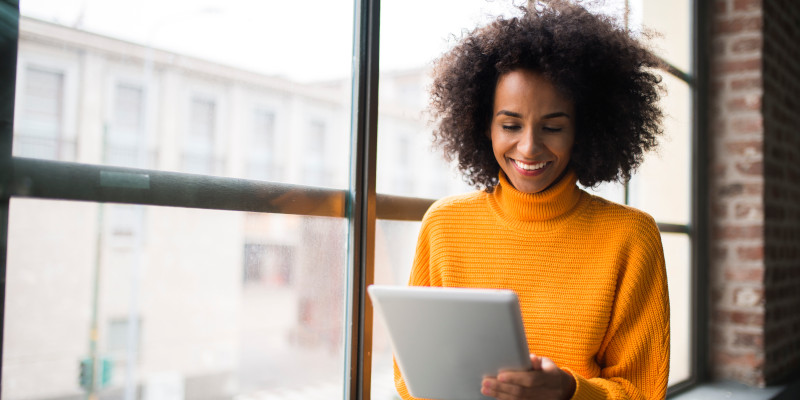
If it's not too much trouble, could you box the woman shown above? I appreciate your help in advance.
[395,2,670,400]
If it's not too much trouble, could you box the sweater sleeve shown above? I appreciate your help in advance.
[569,215,670,400]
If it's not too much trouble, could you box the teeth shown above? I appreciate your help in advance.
[514,160,548,171]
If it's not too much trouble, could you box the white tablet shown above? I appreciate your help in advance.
[368,285,531,400]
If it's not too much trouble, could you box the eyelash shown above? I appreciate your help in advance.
[501,125,563,133]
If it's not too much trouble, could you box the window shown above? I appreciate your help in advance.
[14,67,71,160]
[243,243,295,286]
[2,1,701,399]
[182,97,217,174]
[106,83,148,168]
[303,119,329,186]
[246,109,280,181]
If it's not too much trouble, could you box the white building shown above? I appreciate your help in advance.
[6,16,467,400]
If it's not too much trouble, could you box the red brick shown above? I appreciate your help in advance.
[730,117,764,134]
[736,160,763,175]
[734,202,762,218]
[715,0,729,14]
[744,183,763,195]
[726,139,762,155]
[733,0,762,12]
[713,350,764,369]
[731,310,766,326]
[725,267,764,282]
[732,37,762,53]
[714,16,763,34]
[731,76,762,91]
[726,94,762,112]
[737,245,764,261]
[716,58,762,74]
[713,202,730,218]
[734,331,764,347]
[714,224,763,239]
[717,183,745,197]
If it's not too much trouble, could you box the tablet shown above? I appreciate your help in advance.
[368,285,531,400]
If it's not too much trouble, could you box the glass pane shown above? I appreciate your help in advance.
[662,233,691,385]
[582,180,626,205]
[372,219,422,399]
[4,198,347,399]
[628,73,692,225]
[376,0,520,199]
[16,1,354,188]
[632,0,692,73]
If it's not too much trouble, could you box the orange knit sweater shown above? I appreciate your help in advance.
[394,170,670,400]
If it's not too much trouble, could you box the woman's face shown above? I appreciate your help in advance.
[489,69,575,194]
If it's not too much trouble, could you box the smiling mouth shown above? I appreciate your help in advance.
[512,159,550,171]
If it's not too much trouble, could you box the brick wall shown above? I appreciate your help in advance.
[762,0,800,385]
[709,0,800,386]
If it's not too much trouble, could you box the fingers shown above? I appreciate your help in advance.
[481,370,546,398]
[481,357,569,399]
[482,377,529,399]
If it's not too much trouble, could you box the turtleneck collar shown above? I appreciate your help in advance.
[488,168,584,230]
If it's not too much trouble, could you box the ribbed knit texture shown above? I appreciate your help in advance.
[394,170,670,400]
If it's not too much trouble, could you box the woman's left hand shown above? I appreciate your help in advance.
[481,354,576,400]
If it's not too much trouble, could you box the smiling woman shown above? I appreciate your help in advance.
[395,2,671,400]
[489,69,576,195]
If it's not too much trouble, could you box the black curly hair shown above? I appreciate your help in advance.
[429,1,664,191]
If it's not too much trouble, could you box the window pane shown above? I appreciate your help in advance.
[628,73,692,225]
[662,232,691,385]
[633,0,692,73]
[376,0,517,199]
[582,180,627,205]
[17,1,354,188]
[4,199,347,399]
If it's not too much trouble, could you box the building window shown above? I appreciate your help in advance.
[14,67,72,160]
[107,317,142,357]
[182,97,216,174]
[246,109,280,181]
[106,83,148,168]
[243,243,295,286]
[303,119,328,186]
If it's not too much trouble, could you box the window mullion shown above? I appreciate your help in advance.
[0,0,21,390]
[346,0,380,399]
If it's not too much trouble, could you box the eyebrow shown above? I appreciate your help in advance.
[495,110,571,119]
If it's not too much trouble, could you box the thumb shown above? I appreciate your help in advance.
[529,353,543,370]
[540,356,558,372]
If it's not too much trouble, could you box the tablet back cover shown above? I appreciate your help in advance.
[369,285,531,400]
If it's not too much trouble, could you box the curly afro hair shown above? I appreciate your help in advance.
[429,1,664,191]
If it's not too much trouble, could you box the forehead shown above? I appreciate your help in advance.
[493,69,573,111]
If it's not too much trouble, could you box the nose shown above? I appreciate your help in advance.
[517,128,541,156]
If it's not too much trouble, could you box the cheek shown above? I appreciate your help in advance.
[547,134,575,157]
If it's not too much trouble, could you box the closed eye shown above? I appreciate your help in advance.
[502,125,521,132]
[543,126,563,132]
